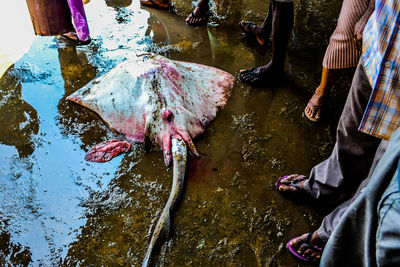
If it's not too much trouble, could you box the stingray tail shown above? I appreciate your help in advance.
[142,137,187,267]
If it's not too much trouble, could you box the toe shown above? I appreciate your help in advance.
[301,248,313,258]
[290,234,307,249]
[315,108,322,121]
[311,251,321,261]
[278,184,288,192]
[305,105,311,116]
[280,174,300,184]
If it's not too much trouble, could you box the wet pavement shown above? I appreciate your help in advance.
[0,0,353,265]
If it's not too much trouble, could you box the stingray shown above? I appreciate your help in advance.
[67,53,234,265]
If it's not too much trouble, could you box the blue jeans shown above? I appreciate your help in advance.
[376,169,400,266]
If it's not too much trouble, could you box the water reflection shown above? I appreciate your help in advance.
[0,0,346,265]
[0,68,39,157]
[0,222,32,266]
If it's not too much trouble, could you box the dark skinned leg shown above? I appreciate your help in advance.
[186,0,210,26]
[289,231,324,262]
[239,0,294,85]
[305,67,341,122]
[239,0,273,46]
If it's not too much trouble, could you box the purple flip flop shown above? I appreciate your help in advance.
[275,174,307,192]
[286,232,323,263]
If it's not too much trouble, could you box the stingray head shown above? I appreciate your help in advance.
[156,107,202,166]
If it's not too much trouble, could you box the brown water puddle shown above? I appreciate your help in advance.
[0,0,353,265]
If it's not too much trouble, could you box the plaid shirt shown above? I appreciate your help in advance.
[360,0,400,140]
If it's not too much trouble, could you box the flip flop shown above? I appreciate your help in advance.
[239,21,257,34]
[286,232,323,263]
[305,100,322,122]
[275,174,307,193]
[239,21,270,47]
[140,0,171,10]
[238,66,282,86]
[237,67,263,85]
[58,34,91,45]
[186,10,211,26]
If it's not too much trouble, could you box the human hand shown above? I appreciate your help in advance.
[354,0,375,52]
[354,16,368,51]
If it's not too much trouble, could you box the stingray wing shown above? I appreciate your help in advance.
[67,53,234,164]
[67,56,156,143]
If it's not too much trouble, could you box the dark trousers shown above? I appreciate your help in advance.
[301,59,387,242]
[317,140,388,242]
[303,60,382,202]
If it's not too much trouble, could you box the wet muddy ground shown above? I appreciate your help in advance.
[0,0,354,265]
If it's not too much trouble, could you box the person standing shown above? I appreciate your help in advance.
[238,0,294,86]
[304,0,374,122]
[26,0,91,45]
[275,0,400,261]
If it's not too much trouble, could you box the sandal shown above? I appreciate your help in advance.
[238,66,281,86]
[239,21,268,46]
[186,10,211,26]
[287,232,323,263]
[59,33,91,45]
[238,67,263,85]
[304,100,322,122]
[275,174,307,193]
[140,0,171,10]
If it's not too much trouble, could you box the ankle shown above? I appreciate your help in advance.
[196,1,209,11]
[258,24,270,36]
[313,87,327,101]
[267,61,284,73]
[311,231,324,247]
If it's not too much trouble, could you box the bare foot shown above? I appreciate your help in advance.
[288,232,324,262]
[277,174,306,192]
[305,87,325,122]
[238,62,283,85]
[239,20,269,46]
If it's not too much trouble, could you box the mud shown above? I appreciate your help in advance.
[1,0,352,266]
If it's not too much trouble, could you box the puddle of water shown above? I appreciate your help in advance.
[0,0,349,266]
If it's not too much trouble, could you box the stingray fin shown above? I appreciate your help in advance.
[162,135,172,166]
[85,139,131,162]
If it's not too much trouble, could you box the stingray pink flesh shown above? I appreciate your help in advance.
[84,139,131,162]
[67,53,234,165]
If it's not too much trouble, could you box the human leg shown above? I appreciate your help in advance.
[286,140,388,263]
[185,0,211,26]
[239,0,273,46]
[304,67,341,122]
[278,61,381,201]
[286,231,324,262]
[66,0,90,41]
[376,169,400,265]
[238,0,294,86]
[60,0,91,45]
[304,0,369,121]
[302,61,382,201]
